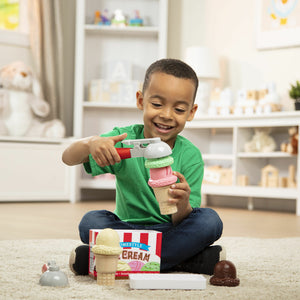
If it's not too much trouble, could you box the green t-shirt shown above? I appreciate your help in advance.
[84,124,204,224]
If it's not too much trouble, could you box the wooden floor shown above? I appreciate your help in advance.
[0,201,299,240]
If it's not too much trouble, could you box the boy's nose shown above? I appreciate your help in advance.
[160,107,172,120]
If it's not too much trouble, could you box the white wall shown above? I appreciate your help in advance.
[0,43,32,70]
[168,0,300,110]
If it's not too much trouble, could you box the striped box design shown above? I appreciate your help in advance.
[89,230,162,279]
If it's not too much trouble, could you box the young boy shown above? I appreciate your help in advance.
[63,58,224,276]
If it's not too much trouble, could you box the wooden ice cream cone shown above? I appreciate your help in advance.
[97,273,115,286]
[153,185,177,215]
[95,254,119,286]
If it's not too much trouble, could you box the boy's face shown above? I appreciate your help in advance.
[136,72,198,148]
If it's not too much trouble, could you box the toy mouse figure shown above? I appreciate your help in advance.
[0,61,65,138]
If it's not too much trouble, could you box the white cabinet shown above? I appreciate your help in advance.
[73,0,168,200]
[0,137,75,202]
[183,112,300,215]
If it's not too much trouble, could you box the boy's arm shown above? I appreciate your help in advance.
[62,133,127,166]
[62,136,93,165]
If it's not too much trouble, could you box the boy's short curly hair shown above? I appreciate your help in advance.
[142,58,199,102]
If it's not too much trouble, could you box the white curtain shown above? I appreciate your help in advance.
[27,0,64,121]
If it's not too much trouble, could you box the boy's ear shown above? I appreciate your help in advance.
[136,90,144,110]
[187,104,198,121]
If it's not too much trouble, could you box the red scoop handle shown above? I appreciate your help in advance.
[116,148,132,159]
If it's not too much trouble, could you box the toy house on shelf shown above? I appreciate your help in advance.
[261,165,279,188]
[260,164,297,188]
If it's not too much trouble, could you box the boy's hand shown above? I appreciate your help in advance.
[168,171,193,225]
[89,133,127,167]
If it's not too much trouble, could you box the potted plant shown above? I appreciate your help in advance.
[289,80,300,110]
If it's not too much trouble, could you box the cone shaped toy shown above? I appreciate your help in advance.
[92,228,122,286]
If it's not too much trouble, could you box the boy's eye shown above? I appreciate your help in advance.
[175,107,186,113]
[151,102,162,107]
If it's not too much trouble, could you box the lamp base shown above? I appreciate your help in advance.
[194,81,210,116]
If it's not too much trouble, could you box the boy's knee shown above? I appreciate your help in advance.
[198,208,223,239]
[208,208,223,238]
[78,210,119,243]
[78,210,101,244]
[78,214,90,244]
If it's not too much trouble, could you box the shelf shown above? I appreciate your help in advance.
[183,112,300,214]
[237,151,296,158]
[187,111,300,128]
[202,184,298,200]
[83,102,137,109]
[80,179,116,190]
[0,139,74,202]
[0,136,73,144]
[74,0,168,202]
[202,154,233,160]
[85,25,159,36]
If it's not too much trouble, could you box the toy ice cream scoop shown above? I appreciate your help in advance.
[116,137,172,160]
[39,261,69,287]
[92,228,122,286]
[210,260,240,287]
[145,155,177,215]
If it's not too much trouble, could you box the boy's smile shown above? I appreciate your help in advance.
[136,72,198,148]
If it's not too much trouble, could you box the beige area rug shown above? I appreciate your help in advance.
[1,237,300,300]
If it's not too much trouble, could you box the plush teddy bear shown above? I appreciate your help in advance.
[244,127,276,153]
[0,61,65,138]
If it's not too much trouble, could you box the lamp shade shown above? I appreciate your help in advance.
[185,46,220,79]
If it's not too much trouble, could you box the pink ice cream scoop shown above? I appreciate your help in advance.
[145,155,177,188]
[145,155,178,215]
[148,166,177,187]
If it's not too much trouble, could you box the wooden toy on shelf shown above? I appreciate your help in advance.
[281,126,298,155]
[234,82,281,115]
[288,165,297,188]
[203,166,232,186]
[279,177,288,188]
[237,175,249,186]
[208,88,234,116]
[271,165,297,188]
[257,82,281,113]
[261,165,279,188]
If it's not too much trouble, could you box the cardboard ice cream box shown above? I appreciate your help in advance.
[89,229,162,279]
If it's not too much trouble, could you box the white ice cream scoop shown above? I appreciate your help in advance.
[116,138,172,159]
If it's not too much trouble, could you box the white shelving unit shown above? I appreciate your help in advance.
[73,0,168,200]
[183,111,300,215]
[0,137,76,202]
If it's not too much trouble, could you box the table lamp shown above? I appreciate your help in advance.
[185,46,220,116]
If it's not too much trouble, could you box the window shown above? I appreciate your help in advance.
[0,0,20,31]
[0,0,29,47]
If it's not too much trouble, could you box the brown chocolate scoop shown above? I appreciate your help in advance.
[210,260,240,287]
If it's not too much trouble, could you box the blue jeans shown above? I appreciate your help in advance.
[79,208,223,271]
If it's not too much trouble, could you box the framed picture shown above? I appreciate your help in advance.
[256,0,300,50]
